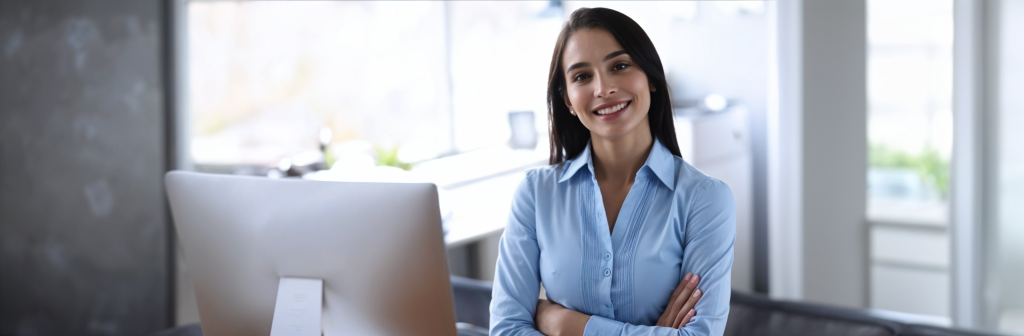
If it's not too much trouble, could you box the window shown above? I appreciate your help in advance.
[866,0,953,321]
[867,0,953,205]
[187,2,450,169]
[448,2,563,152]
[185,1,566,173]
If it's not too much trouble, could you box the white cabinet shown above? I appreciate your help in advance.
[867,199,951,320]
[675,106,754,292]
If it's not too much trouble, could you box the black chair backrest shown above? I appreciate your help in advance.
[726,290,903,336]
[450,275,494,329]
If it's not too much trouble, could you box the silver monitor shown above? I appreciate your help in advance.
[165,171,456,336]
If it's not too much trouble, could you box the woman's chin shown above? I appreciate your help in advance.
[589,119,651,143]
[590,128,635,142]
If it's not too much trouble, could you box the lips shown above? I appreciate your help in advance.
[593,100,631,115]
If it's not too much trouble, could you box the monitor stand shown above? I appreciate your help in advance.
[270,277,323,336]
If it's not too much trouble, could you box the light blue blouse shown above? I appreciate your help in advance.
[489,138,736,336]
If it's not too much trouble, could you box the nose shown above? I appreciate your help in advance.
[593,73,617,98]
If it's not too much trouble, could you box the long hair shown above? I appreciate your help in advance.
[547,7,681,164]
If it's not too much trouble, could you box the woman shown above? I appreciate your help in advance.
[489,7,735,336]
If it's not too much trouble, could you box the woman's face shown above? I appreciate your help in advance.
[561,28,653,142]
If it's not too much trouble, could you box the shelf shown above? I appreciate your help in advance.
[866,198,948,228]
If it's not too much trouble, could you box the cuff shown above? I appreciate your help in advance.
[582,315,624,336]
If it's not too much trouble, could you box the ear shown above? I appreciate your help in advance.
[650,81,657,92]
[562,92,573,111]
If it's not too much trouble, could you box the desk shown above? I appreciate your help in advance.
[411,145,546,249]
[422,146,545,279]
[440,169,531,280]
[305,144,546,249]
[442,171,529,249]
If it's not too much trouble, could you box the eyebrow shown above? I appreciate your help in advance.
[565,50,629,74]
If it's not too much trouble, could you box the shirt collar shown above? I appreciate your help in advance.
[558,138,677,190]
[558,142,593,183]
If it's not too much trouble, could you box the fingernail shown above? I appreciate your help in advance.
[692,289,701,297]
[684,273,691,281]
[690,274,699,284]
[689,309,695,315]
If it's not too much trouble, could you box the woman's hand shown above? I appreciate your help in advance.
[655,272,703,328]
[536,299,589,336]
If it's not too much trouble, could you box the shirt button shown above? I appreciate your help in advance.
[604,253,612,261]
[603,268,611,277]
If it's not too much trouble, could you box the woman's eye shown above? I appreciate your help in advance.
[574,73,591,82]
[613,63,629,71]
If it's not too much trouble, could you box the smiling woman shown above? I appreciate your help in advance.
[546,8,681,165]
[489,7,736,336]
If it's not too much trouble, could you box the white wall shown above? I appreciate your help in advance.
[661,6,772,293]
[988,0,1024,332]
[659,2,771,294]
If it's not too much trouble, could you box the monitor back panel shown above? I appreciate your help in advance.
[166,171,456,336]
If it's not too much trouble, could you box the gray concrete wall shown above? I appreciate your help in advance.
[800,0,868,308]
[0,1,170,335]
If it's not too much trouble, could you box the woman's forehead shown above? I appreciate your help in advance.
[562,28,625,65]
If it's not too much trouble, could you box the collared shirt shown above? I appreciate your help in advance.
[490,138,735,336]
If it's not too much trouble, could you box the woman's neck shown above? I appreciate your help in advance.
[590,124,654,185]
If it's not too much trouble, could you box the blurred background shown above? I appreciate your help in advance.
[1,0,1021,335]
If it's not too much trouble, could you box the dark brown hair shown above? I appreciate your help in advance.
[547,7,681,164]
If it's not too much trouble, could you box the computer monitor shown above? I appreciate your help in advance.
[165,171,457,336]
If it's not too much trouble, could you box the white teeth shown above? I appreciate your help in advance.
[595,102,628,115]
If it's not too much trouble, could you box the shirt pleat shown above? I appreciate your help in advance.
[579,172,604,316]
[612,177,658,324]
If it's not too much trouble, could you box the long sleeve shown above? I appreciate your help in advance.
[490,171,546,336]
[581,178,736,336]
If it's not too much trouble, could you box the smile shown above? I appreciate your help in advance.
[593,101,631,115]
